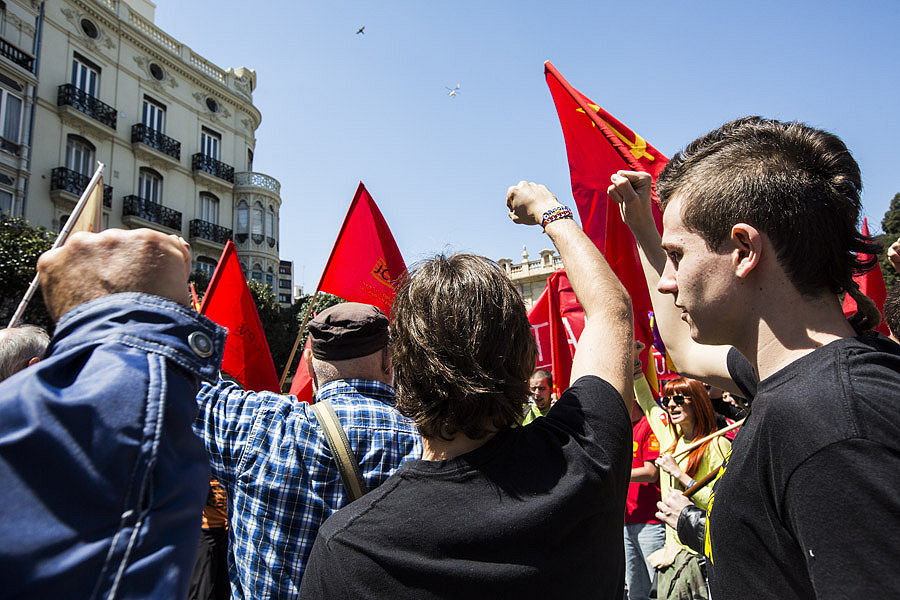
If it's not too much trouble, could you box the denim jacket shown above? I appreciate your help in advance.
[0,293,225,599]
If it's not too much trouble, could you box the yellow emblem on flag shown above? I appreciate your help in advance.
[371,258,394,289]
[577,105,655,162]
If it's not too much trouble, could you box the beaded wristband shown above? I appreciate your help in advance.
[541,205,574,231]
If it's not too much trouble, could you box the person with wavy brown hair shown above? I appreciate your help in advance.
[301,182,635,599]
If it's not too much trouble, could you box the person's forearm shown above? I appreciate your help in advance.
[631,464,659,483]
[545,218,630,321]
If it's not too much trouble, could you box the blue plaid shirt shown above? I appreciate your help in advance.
[194,378,421,599]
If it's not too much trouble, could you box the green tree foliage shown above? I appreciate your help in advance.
[0,215,56,331]
[878,193,900,288]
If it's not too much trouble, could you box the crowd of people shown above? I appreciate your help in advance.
[1,116,898,599]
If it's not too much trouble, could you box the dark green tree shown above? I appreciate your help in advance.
[0,215,57,331]
[878,193,900,288]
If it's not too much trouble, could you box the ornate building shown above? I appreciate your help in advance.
[21,0,284,299]
[497,245,563,310]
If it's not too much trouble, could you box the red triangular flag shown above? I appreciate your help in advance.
[289,340,314,404]
[842,218,889,335]
[545,61,668,384]
[289,183,406,400]
[200,240,280,392]
[546,270,585,394]
[528,284,553,373]
[317,182,407,315]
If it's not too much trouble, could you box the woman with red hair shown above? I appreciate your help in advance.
[634,376,729,600]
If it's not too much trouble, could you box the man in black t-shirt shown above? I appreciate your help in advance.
[610,117,900,599]
[299,182,635,599]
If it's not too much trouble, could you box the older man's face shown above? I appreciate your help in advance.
[529,376,552,411]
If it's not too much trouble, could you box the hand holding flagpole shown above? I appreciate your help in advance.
[7,162,105,328]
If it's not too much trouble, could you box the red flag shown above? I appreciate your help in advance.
[527,269,586,394]
[842,218,889,335]
[528,284,553,372]
[545,61,668,385]
[317,182,407,315]
[289,182,406,400]
[289,340,314,403]
[200,240,280,393]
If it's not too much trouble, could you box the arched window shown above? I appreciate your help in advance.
[235,200,248,243]
[251,263,263,282]
[138,167,162,203]
[266,266,274,288]
[266,206,276,247]
[251,202,264,244]
[195,256,216,279]
[199,192,219,224]
[65,135,94,176]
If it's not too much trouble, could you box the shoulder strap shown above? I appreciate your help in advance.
[311,400,368,501]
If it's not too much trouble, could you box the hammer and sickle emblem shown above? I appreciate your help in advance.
[576,104,655,162]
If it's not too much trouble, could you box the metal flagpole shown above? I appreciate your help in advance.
[7,162,105,328]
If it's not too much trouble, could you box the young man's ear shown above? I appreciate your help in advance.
[731,223,762,278]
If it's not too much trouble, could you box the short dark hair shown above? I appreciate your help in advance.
[531,368,552,384]
[658,117,877,298]
[885,283,900,337]
[390,253,537,440]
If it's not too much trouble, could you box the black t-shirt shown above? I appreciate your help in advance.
[709,334,900,599]
[299,375,631,599]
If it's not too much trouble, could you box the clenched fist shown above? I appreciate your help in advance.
[506,181,562,226]
[38,228,192,322]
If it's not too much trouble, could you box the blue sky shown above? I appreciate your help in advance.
[156,0,900,292]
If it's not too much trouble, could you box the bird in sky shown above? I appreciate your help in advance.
[446,84,461,98]
[356,26,365,34]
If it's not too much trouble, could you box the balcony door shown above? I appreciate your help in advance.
[199,192,219,224]
[138,168,162,203]
[71,55,99,97]
[201,128,220,160]
[65,135,94,177]
[142,97,165,132]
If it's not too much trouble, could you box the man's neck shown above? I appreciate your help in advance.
[736,289,855,381]
[421,431,497,461]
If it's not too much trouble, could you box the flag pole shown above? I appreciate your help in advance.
[7,162,105,328]
[672,418,745,460]
[683,468,720,497]
[279,289,320,391]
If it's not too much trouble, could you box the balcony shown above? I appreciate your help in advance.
[0,138,19,156]
[0,38,34,72]
[131,124,181,163]
[192,153,234,183]
[57,84,117,130]
[50,167,112,208]
[234,171,280,194]
[122,195,182,232]
[266,236,276,248]
[189,219,232,247]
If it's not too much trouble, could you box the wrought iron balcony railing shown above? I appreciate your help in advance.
[189,219,232,245]
[131,124,181,160]
[0,38,34,71]
[122,194,182,231]
[191,153,234,183]
[50,167,112,208]
[57,84,117,129]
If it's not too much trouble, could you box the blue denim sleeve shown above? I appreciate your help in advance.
[0,292,226,600]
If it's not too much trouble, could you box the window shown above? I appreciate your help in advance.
[235,200,248,233]
[251,264,263,282]
[205,97,219,113]
[279,265,289,275]
[199,192,219,224]
[142,96,165,132]
[251,202,263,238]
[65,135,95,176]
[201,128,220,160]
[71,54,100,96]
[0,88,21,145]
[196,256,216,278]
[267,207,276,238]
[138,167,162,203]
[279,294,290,304]
[266,268,274,288]
[80,18,99,39]
[149,63,165,81]
[0,189,12,214]
[247,148,253,171]
[279,279,290,289]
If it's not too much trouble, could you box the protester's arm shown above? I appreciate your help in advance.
[631,461,659,483]
[784,439,900,598]
[634,374,675,450]
[508,181,633,406]
[608,171,743,395]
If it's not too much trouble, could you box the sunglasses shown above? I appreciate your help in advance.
[663,394,689,407]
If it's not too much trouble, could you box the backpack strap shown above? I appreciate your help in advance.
[311,400,368,501]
